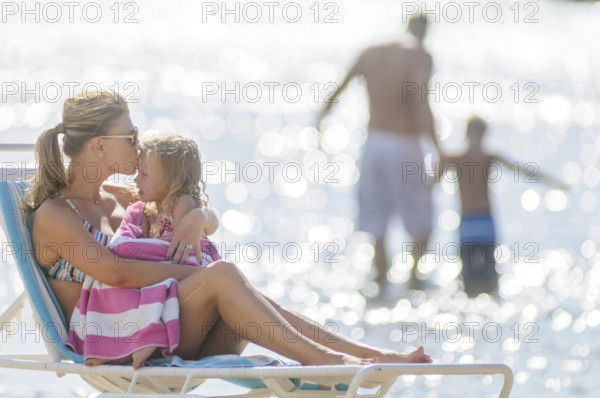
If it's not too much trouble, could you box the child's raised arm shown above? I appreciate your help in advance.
[492,154,567,190]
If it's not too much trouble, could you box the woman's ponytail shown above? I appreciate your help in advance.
[23,124,68,213]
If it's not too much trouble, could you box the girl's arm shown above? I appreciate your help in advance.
[34,200,199,289]
[140,207,150,238]
[101,181,138,206]
[167,195,219,264]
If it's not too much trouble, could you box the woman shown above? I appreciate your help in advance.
[27,90,431,366]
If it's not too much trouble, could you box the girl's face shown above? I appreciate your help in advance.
[134,153,162,203]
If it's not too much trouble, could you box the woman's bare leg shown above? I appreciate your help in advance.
[194,319,249,358]
[183,290,430,364]
[87,259,427,366]
[174,261,372,365]
[263,297,431,363]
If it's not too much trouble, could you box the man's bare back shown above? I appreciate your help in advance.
[358,38,434,137]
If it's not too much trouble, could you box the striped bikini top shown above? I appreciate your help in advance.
[45,192,114,283]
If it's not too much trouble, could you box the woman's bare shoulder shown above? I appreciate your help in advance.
[32,196,79,265]
[34,196,87,239]
[35,195,73,223]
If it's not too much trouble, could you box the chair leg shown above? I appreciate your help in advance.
[0,291,27,325]
[0,292,27,351]
[262,378,294,398]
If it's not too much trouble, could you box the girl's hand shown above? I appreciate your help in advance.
[167,207,218,264]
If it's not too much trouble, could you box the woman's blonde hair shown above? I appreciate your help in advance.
[138,134,208,214]
[24,90,129,213]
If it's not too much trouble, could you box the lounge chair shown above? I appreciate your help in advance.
[0,158,513,397]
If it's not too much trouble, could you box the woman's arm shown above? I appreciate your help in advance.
[34,200,199,289]
[167,195,219,264]
[171,195,198,228]
[197,207,219,235]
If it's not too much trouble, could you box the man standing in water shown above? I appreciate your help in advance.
[319,14,439,292]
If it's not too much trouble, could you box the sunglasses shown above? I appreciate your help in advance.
[98,127,139,146]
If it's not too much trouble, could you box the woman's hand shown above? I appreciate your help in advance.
[167,206,218,264]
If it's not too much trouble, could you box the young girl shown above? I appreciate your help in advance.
[136,135,209,239]
[78,134,221,369]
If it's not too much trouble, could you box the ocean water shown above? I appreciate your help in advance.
[1,0,600,396]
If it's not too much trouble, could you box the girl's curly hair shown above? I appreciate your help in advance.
[139,134,208,214]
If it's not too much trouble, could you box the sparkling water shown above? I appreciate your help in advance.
[1,0,599,396]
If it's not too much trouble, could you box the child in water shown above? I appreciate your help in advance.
[439,116,565,297]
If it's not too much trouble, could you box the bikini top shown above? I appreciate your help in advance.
[45,191,119,283]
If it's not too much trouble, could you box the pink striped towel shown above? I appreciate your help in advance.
[66,277,180,360]
[66,201,220,360]
[109,201,221,267]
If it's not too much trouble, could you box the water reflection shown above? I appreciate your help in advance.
[1,1,600,397]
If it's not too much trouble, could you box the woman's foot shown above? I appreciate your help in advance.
[372,346,432,363]
[309,351,378,389]
[313,349,375,366]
